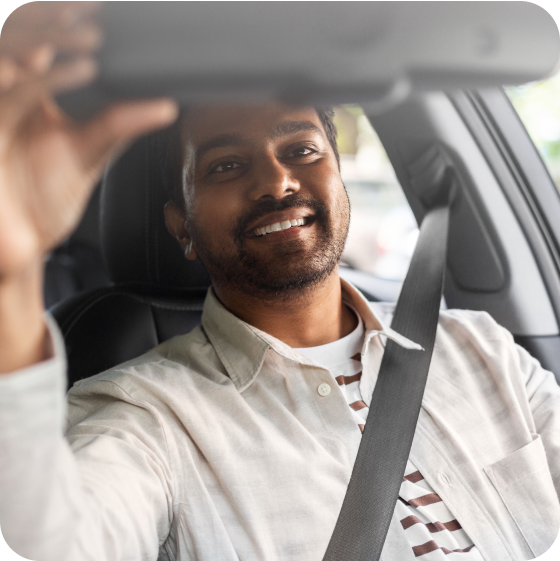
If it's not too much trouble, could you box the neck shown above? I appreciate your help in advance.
[212,271,358,348]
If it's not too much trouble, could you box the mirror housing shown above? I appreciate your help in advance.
[57,1,560,118]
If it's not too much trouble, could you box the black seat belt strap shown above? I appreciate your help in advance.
[323,175,453,561]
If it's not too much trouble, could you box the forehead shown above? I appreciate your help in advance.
[181,103,323,146]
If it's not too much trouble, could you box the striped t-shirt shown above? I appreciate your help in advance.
[296,311,484,560]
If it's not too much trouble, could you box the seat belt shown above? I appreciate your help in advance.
[323,170,454,561]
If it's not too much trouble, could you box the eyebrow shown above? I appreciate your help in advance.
[268,120,323,140]
[194,121,323,165]
[195,132,247,166]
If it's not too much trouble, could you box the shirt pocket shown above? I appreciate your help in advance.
[484,434,560,558]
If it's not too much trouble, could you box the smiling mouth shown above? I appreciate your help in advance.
[253,217,308,237]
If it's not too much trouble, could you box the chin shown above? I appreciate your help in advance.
[226,252,341,301]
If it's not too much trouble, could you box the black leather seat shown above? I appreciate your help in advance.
[44,238,111,309]
[51,131,211,389]
[44,184,112,309]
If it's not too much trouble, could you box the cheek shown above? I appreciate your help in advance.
[304,162,344,202]
[321,179,349,215]
[187,191,240,244]
[329,187,351,232]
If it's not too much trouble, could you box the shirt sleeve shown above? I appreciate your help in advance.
[0,314,173,561]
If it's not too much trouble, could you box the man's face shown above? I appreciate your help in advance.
[179,103,350,300]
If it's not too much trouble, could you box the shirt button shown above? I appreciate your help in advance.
[318,383,331,396]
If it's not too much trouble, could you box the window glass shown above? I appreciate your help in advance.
[334,106,416,299]
[506,71,560,188]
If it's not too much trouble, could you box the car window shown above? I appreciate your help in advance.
[506,70,560,188]
[334,106,416,298]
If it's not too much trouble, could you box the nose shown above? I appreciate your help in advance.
[247,155,300,201]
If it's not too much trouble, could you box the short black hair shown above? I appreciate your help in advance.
[160,106,339,208]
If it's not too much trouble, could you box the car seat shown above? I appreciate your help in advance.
[44,184,112,309]
[51,130,211,389]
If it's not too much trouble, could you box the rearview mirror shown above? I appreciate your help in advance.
[57,1,560,118]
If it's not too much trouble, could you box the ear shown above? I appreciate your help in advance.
[164,201,198,261]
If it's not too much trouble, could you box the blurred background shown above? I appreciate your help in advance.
[507,71,560,186]
[337,70,560,293]
[335,105,416,284]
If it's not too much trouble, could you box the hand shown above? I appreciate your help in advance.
[0,1,178,280]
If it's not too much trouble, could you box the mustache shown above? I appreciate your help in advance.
[233,194,329,239]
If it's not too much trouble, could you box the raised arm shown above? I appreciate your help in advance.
[0,1,177,373]
[0,4,178,559]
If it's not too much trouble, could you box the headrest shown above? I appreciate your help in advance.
[100,130,211,289]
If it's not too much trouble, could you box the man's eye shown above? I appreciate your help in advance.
[286,146,317,158]
[212,161,242,173]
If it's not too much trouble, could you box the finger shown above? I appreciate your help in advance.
[0,56,18,91]
[0,3,101,60]
[3,1,100,32]
[0,58,97,132]
[75,99,179,174]
[58,2,101,26]
[35,23,103,55]
[44,57,98,93]
[1,22,102,62]
[23,45,56,75]
[2,42,93,92]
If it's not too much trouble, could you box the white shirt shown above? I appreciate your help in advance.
[296,311,485,560]
[0,281,559,561]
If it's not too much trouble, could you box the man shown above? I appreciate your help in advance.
[0,4,559,561]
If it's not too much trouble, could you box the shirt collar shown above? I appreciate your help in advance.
[201,278,422,392]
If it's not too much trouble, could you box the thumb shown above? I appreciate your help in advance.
[75,98,179,174]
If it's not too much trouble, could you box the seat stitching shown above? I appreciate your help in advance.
[56,288,116,332]
[59,291,205,337]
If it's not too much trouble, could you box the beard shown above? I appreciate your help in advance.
[188,191,350,302]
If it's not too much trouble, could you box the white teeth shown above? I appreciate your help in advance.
[254,217,307,236]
